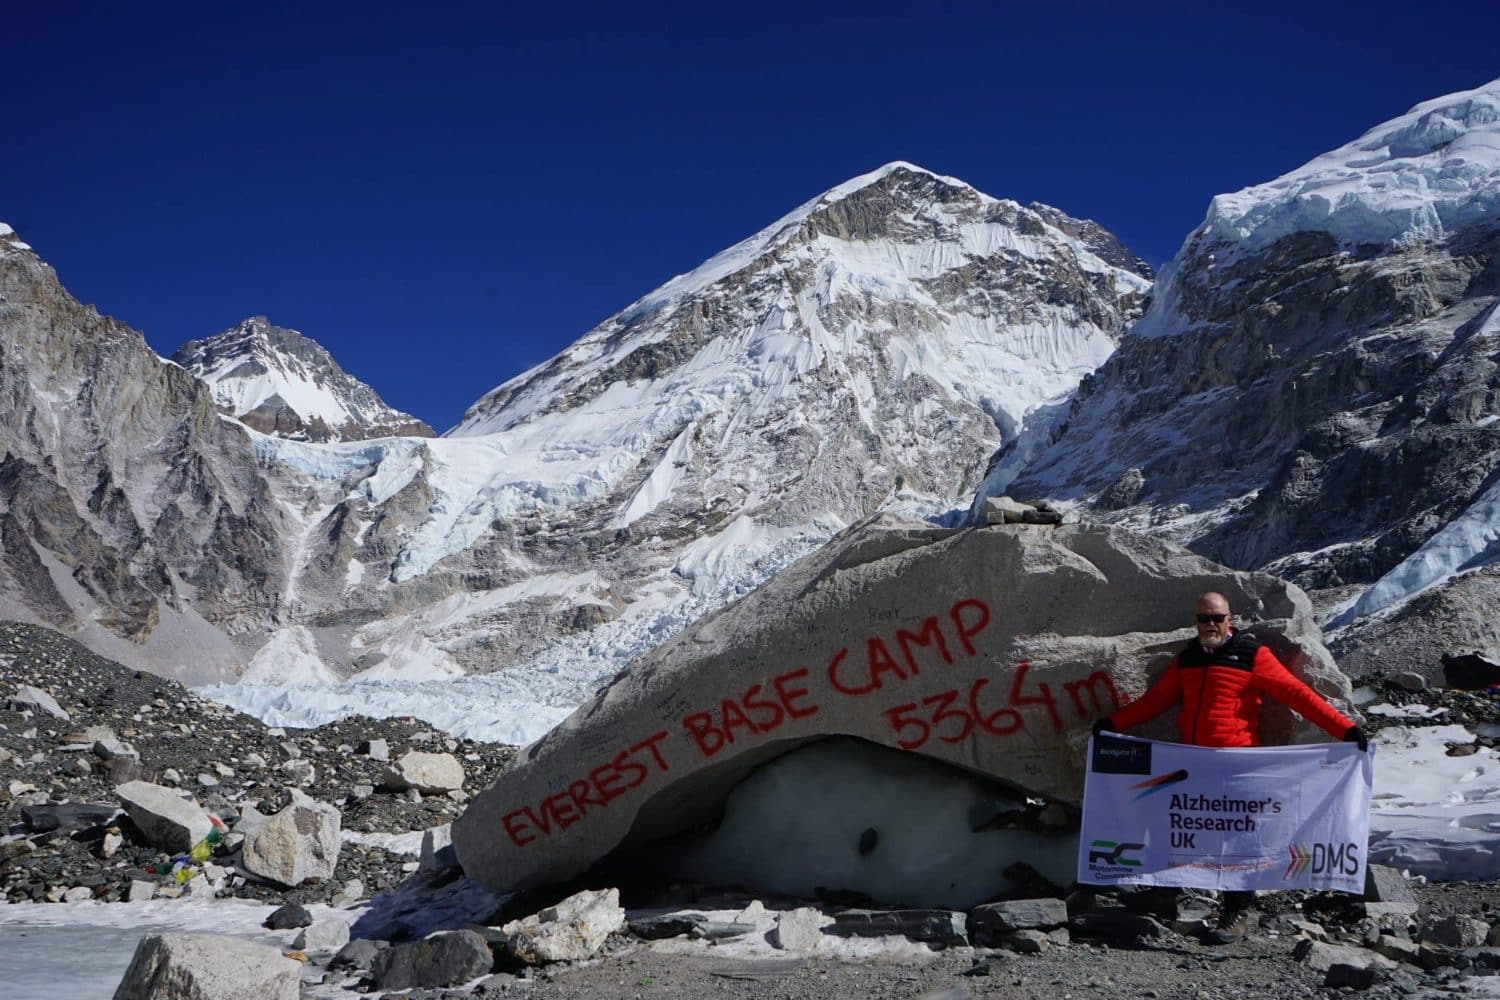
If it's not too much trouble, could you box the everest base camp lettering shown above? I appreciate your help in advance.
[501,731,671,847]
[500,595,1122,849]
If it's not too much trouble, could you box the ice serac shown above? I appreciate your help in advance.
[172,316,435,442]
[997,78,1500,679]
[453,518,1350,895]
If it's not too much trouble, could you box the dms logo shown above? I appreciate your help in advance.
[1088,840,1144,867]
[1285,841,1360,879]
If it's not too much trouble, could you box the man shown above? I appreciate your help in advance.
[1093,591,1368,943]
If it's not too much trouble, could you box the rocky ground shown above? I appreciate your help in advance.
[0,621,514,906]
[3,619,1500,998]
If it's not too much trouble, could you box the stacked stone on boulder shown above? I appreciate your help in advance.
[455,518,1353,897]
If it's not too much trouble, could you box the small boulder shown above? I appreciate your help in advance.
[1420,913,1491,949]
[264,902,314,930]
[330,938,387,971]
[242,790,341,887]
[358,738,390,761]
[1441,652,1500,690]
[9,684,69,720]
[970,899,1068,945]
[1325,962,1383,989]
[93,736,139,761]
[292,916,351,953]
[627,913,707,940]
[112,933,299,1000]
[503,887,625,963]
[370,929,493,990]
[278,759,315,786]
[772,907,829,950]
[419,823,457,876]
[826,909,968,947]
[1293,939,1398,974]
[384,751,465,793]
[115,782,213,853]
[1362,863,1416,917]
[21,802,120,833]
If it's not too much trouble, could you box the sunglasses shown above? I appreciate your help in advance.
[1196,613,1229,624]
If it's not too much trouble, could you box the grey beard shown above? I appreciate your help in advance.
[1199,633,1227,649]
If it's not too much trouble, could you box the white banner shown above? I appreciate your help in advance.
[1078,733,1373,892]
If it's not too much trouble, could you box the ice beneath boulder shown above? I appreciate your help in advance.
[656,737,1076,909]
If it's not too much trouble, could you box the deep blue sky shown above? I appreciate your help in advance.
[6,3,1498,431]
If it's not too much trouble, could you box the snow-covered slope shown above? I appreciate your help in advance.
[201,163,1148,729]
[172,317,434,442]
[999,77,1500,678]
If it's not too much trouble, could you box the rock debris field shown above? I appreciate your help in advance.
[3,620,1500,999]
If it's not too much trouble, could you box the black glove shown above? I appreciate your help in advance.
[1343,725,1369,752]
[1092,717,1112,737]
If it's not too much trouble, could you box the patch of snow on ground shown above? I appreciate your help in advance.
[1368,722,1500,880]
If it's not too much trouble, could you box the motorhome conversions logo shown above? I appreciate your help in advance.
[1086,838,1144,879]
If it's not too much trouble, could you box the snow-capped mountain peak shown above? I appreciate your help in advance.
[172,316,434,442]
[1138,77,1500,340]
[453,163,1151,437]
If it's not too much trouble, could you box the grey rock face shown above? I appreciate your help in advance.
[112,933,300,1000]
[0,231,290,681]
[991,96,1500,674]
[172,316,435,442]
[1330,567,1500,682]
[1011,226,1500,588]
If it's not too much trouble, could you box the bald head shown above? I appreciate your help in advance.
[1195,592,1232,648]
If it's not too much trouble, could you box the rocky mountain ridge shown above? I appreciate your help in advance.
[995,78,1500,680]
[0,223,289,682]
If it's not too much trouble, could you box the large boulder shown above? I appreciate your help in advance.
[113,933,300,1000]
[115,782,213,853]
[241,789,341,886]
[454,519,1353,893]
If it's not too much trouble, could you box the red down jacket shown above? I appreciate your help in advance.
[1105,630,1354,748]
